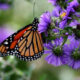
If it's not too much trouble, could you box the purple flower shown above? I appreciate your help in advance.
[0,27,14,44]
[52,7,72,29]
[52,6,69,19]
[38,12,51,33]
[44,37,63,66]
[59,7,74,29]
[60,10,72,20]
[62,36,80,69]
[58,0,79,29]
[58,0,80,29]
[52,9,68,29]
[0,3,10,10]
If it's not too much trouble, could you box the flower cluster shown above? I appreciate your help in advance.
[38,0,80,69]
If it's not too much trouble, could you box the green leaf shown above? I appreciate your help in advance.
[64,27,73,31]
[46,35,57,40]
[64,27,73,35]
[68,0,73,2]
[39,74,47,80]
[78,0,80,3]
[62,36,68,46]
[60,30,66,34]
[76,6,80,12]
[73,29,80,38]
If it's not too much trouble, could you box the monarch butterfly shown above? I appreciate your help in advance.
[0,18,44,61]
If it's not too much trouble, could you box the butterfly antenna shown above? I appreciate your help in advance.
[33,0,36,18]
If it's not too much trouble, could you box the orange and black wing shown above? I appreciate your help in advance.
[0,24,44,61]
[0,25,32,57]
[16,31,44,61]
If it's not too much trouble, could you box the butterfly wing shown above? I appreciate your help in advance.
[0,44,8,56]
[0,33,15,56]
[0,25,32,57]
[0,24,44,61]
[16,31,44,61]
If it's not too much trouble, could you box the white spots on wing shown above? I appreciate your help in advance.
[4,41,8,45]
[7,51,9,53]
[20,37,23,40]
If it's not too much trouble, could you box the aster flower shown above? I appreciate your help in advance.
[58,0,79,29]
[0,27,14,44]
[60,9,72,20]
[0,3,10,10]
[62,36,80,69]
[52,8,67,29]
[59,6,77,29]
[44,37,63,66]
[52,6,72,29]
[39,0,80,69]
[38,12,51,33]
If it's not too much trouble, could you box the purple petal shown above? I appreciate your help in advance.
[75,12,80,18]
[68,59,74,68]
[69,20,78,27]
[73,61,80,69]
[59,20,67,29]
[54,37,63,46]
[51,54,62,66]
[44,43,53,49]
[38,12,51,33]
[52,6,61,17]
[68,0,79,8]
[45,53,62,66]
[44,50,52,54]
[0,27,14,44]
[61,54,74,67]
[45,54,53,64]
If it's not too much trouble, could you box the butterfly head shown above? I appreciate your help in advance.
[32,18,39,31]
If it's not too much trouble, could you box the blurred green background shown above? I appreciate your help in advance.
[0,0,80,80]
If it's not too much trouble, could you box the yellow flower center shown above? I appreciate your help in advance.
[60,12,66,18]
